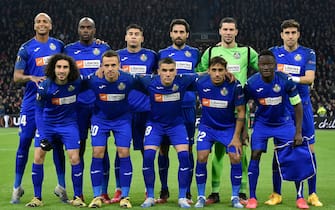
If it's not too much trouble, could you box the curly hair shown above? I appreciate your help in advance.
[44,53,79,82]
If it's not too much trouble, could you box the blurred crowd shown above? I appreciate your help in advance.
[1,0,334,116]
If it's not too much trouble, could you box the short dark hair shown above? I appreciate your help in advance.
[281,19,300,32]
[45,54,79,82]
[219,17,237,29]
[102,50,120,63]
[158,57,176,67]
[126,23,144,33]
[258,49,275,59]
[169,19,190,33]
[209,56,227,68]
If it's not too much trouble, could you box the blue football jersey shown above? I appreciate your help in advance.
[158,45,200,107]
[36,78,83,125]
[15,37,64,112]
[197,75,245,129]
[64,41,111,104]
[245,71,299,126]
[137,74,197,126]
[270,45,316,103]
[117,48,157,111]
[87,71,135,120]
[118,48,158,74]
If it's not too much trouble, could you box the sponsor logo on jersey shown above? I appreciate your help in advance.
[76,60,100,69]
[52,95,76,105]
[154,92,180,102]
[99,93,125,101]
[277,64,301,74]
[122,65,147,74]
[176,61,192,70]
[258,96,282,106]
[202,98,228,108]
[35,56,52,66]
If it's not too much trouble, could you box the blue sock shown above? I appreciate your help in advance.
[295,181,304,199]
[114,152,120,189]
[248,159,260,199]
[32,163,43,199]
[178,151,190,198]
[52,143,66,188]
[14,137,31,188]
[272,154,282,194]
[72,163,83,197]
[195,161,207,196]
[187,152,194,194]
[102,152,110,194]
[158,153,169,191]
[119,156,132,197]
[91,157,103,197]
[308,153,317,195]
[231,162,242,197]
[143,149,156,198]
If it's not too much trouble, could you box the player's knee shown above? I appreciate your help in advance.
[250,150,262,160]
[228,153,241,164]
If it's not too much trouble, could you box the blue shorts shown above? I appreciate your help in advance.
[131,111,149,150]
[91,117,132,148]
[251,121,295,152]
[301,102,315,144]
[181,106,196,145]
[76,102,94,141]
[35,122,80,150]
[144,122,188,147]
[196,124,237,153]
[19,110,36,140]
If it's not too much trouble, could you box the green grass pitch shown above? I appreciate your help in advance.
[0,128,334,209]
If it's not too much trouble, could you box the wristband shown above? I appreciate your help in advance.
[291,76,301,83]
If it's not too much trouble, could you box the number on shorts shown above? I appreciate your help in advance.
[20,115,27,127]
[91,125,99,136]
[197,131,206,142]
[145,126,152,136]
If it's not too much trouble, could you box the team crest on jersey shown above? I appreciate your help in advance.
[184,51,192,57]
[68,85,75,92]
[220,87,228,96]
[93,48,101,55]
[233,52,241,59]
[118,82,126,90]
[140,54,147,61]
[273,84,281,93]
[172,84,179,91]
[49,43,56,51]
[294,54,302,61]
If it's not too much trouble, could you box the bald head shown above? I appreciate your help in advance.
[78,17,96,44]
[78,17,95,28]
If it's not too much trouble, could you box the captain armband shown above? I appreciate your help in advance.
[289,94,301,105]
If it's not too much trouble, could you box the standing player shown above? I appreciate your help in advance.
[244,50,305,209]
[266,19,322,207]
[110,24,157,203]
[157,18,200,204]
[140,58,196,208]
[11,13,67,204]
[26,54,85,207]
[194,56,245,208]
[64,17,112,203]
[196,17,258,204]
[86,50,134,208]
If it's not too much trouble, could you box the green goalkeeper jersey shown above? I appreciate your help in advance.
[196,44,258,86]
